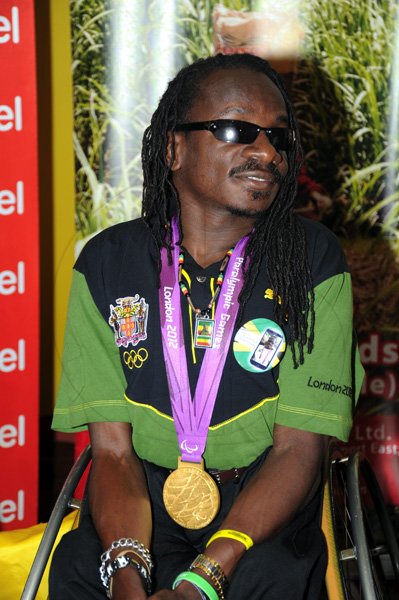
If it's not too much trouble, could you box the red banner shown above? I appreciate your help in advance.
[0,1,39,529]
[348,332,399,505]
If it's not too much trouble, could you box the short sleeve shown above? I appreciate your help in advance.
[276,272,364,441]
[52,269,129,432]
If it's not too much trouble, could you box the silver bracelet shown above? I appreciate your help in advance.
[99,538,153,596]
[100,537,153,570]
[101,555,152,598]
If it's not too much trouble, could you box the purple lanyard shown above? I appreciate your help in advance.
[159,218,249,463]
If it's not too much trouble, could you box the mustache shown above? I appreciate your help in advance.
[228,159,283,183]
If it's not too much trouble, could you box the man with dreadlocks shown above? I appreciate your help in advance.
[50,54,363,600]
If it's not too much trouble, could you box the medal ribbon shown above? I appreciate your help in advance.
[159,218,249,463]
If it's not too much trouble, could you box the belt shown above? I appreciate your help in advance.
[166,465,247,484]
[208,466,247,485]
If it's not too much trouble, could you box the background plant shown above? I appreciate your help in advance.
[293,0,398,239]
[71,0,177,241]
[71,0,113,238]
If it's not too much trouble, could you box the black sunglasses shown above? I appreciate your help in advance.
[174,119,296,151]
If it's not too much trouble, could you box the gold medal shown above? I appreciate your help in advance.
[163,457,220,529]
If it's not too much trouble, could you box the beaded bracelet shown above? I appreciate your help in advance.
[173,571,219,600]
[206,529,254,551]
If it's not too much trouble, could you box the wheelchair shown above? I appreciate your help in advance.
[322,448,399,600]
[21,445,399,600]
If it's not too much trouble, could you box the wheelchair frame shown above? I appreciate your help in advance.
[323,451,399,600]
[21,445,92,600]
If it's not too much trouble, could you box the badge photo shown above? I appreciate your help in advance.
[194,317,215,349]
[233,318,286,373]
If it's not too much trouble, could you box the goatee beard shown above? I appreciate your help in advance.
[227,204,271,219]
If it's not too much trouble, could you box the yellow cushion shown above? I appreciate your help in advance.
[0,511,78,600]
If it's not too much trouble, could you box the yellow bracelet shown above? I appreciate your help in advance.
[206,529,254,551]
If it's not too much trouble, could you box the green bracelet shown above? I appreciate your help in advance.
[173,571,219,600]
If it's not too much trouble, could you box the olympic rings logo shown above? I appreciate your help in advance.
[123,348,149,370]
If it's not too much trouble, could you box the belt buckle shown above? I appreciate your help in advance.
[210,467,241,485]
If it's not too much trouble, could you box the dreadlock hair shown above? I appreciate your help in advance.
[141,53,314,367]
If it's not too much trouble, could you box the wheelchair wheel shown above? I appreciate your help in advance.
[326,450,399,600]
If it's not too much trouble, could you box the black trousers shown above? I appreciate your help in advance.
[49,451,327,599]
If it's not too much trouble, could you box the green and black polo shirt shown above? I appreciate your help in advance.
[52,217,364,470]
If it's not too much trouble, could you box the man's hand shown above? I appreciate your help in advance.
[111,568,148,600]
[149,583,202,599]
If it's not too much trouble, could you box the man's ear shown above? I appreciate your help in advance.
[166,131,183,171]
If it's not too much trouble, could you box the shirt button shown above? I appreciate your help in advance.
[196,275,207,283]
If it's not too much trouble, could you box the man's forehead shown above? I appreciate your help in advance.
[190,67,287,119]
[198,67,278,93]
[218,105,289,126]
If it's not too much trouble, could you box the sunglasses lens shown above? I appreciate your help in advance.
[213,122,293,150]
[268,130,291,151]
[213,124,240,144]
[213,123,257,144]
